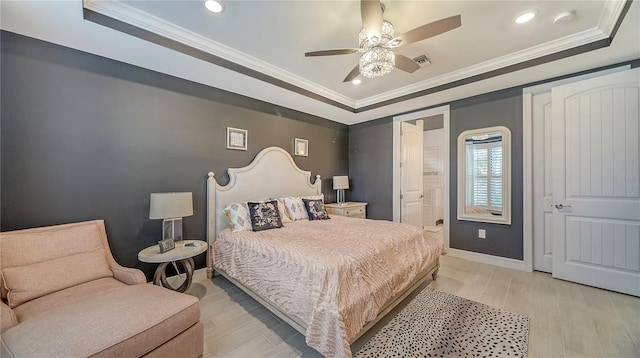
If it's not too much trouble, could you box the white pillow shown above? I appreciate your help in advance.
[283,197,308,221]
[223,202,252,232]
[274,198,293,223]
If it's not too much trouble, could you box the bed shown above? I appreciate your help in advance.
[206,147,443,357]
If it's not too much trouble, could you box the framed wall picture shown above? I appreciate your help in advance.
[158,238,175,253]
[294,138,309,157]
[226,127,248,150]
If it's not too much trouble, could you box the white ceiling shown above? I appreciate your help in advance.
[2,1,639,124]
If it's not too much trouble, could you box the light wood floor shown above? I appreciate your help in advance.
[183,255,640,357]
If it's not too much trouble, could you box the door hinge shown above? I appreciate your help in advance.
[400,162,403,167]
[400,193,403,200]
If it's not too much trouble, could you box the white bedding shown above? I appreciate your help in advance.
[213,216,443,357]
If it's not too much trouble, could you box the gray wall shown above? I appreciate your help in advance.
[349,119,393,220]
[1,31,348,279]
[449,89,524,259]
[348,89,524,259]
[348,60,639,260]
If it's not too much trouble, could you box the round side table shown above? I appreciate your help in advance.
[138,240,207,292]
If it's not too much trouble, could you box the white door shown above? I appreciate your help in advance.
[401,121,424,226]
[423,146,442,225]
[532,92,554,273]
[552,68,640,296]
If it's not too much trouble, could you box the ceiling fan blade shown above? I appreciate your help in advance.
[361,0,383,41]
[305,49,359,57]
[390,15,461,47]
[394,54,421,73]
[343,65,361,83]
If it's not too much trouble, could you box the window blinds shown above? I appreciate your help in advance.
[468,141,502,210]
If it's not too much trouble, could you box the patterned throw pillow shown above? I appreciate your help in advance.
[283,197,309,221]
[275,198,293,223]
[247,200,283,231]
[302,198,330,220]
[223,202,252,232]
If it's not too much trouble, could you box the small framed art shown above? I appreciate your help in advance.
[226,127,248,151]
[294,138,308,157]
[158,238,175,253]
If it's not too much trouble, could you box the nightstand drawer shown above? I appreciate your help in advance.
[325,202,367,219]
[343,207,365,218]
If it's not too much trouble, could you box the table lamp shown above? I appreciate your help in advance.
[149,192,193,242]
[333,176,349,205]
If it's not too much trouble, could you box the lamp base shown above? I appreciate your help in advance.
[336,189,346,205]
[162,218,183,242]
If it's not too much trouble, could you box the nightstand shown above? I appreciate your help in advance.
[325,202,367,219]
[138,240,207,292]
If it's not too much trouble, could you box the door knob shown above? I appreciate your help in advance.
[555,204,572,209]
[420,194,424,198]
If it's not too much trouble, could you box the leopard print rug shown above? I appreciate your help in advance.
[354,288,529,357]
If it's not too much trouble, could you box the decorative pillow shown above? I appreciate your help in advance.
[247,200,283,231]
[274,198,293,223]
[223,202,252,232]
[3,250,112,308]
[283,197,309,221]
[302,198,331,220]
[303,194,324,201]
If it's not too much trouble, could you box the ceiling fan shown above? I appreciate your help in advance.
[305,0,461,82]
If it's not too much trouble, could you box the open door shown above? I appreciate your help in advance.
[532,92,554,273]
[400,121,424,226]
[551,68,640,296]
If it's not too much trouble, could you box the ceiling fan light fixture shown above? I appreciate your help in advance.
[359,47,395,79]
[359,20,395,47]
[204,0,223,13]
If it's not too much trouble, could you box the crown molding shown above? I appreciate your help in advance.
[82,0,356,108]
[357,0,626,109]
[599,0,629,34]
[83,0,626,112]
[355,26,609,108]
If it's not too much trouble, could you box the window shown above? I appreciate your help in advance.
[466,140,502,211]
[457,126,511,225]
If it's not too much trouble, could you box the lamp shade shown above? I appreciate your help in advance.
[149,192,193,219]
[333,176,349,190]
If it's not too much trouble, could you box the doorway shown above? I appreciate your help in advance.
[524,67,638,296]
[393,105,450,248]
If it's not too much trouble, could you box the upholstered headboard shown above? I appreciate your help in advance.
[206,147,321,276]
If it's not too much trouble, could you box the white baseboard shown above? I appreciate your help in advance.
[446,248,526,271]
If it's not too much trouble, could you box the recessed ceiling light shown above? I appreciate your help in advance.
[515,10,537,24]
[554,10,576,24]
[205,0,223,13]
[351,79,362,85]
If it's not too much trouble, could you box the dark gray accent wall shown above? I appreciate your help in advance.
[1,31,348,279]
[349,59,639,261]
[349,119,393,220]
[449,89,524,260]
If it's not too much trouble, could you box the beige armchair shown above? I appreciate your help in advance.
[0,220,203,357]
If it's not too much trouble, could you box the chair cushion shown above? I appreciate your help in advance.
[13,278,126,323]
[1,283,200,357]
[1,221,113,307]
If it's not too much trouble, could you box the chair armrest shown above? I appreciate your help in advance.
[1,301,18,333]
[112,267,147,285]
